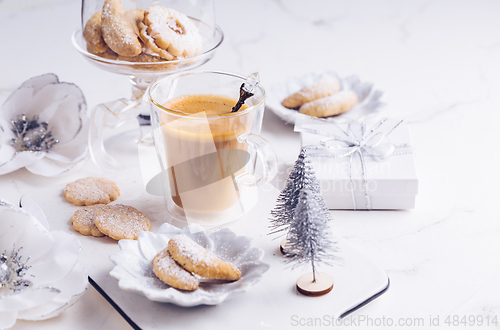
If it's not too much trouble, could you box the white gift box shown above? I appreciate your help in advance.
[300,122,418,210]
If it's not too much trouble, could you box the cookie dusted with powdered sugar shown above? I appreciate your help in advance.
[168,235,241,281]
[64,177,120,206]
[101,0,143,56]
[83,11,108,54]
[299,90,358,118]
[282,75,341,109]
[71,205,107,237]
[94,204,150,240]
[153,248,199,291]
[139,6,202,60]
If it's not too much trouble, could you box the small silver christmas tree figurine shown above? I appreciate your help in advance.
[285,188,337,296]
[269,148,331,253]
[269,148,323,236]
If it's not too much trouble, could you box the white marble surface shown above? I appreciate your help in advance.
[1,0,500,329]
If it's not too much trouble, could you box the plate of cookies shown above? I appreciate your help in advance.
[267,71,385,125]
[109,223,269,307]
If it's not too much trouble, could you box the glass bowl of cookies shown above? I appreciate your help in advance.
[72,0,223,89]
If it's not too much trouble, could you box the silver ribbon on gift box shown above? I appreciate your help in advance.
[294,115,413,210]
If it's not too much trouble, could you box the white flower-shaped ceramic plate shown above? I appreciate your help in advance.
[0,73,89,176]
[0,200,88,329]
[110,223,269,307]
[267,71,385,125]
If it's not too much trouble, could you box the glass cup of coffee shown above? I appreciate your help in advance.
[148,71,278,227]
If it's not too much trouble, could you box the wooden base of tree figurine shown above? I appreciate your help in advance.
[296,272,334,297]
[280,238,289,254]
[285,188,338,297]
[280,238,303,255]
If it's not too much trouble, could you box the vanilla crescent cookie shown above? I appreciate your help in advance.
[71,205,108,237]
[124,8,145,36]
[94,204,151,240]
[282,75,341,109]
[299,90,358,118]
[139,6,202,60]
[83,11,108,54]
[88,46,119,60]
[153,248,199,291]
[168,235,241,281]
[64,177,120,206]
[101,0,143,56]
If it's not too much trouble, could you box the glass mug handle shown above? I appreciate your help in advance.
[236,133,278,186]
[88,98,144,172]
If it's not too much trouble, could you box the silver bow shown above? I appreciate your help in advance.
[294,116,412,210]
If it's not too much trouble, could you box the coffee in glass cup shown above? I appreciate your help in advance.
[148,71,277,227]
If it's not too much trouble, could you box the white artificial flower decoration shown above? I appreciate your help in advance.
[0,73,89,176]
[0,199,88,329]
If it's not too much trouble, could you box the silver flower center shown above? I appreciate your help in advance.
[0,245,33,293]
[0,263,10,283]
[11,114,58,152]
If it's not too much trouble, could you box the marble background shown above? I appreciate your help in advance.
[1,0,499,329]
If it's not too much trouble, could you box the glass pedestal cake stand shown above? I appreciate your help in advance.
[72,21,223,171]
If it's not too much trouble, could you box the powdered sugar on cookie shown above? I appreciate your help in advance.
[282,75,340,109]
[153,248,199,291]
[64,177,120,206]
[83,11,108,54]
[101,0,143,56]
[299,89,358,117]
[94,204,150,240]
[168,235,241,281]
[141,6,202,59]
[169,235,217,267]
[71,205,107,237]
